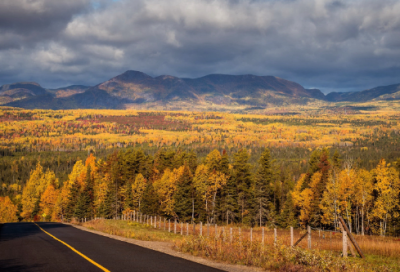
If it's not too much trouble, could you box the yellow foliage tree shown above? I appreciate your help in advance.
[132,173,146,212]
[153,168,177,216]
[21,162,58,220]
[354,169,373,235]
[40,184,59,221]
[371,159,400,235]
[0,196,18,223]
[193,164,227,223]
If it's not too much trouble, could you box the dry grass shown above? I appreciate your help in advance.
[232,227,400,259]
[78,219,400,271]
[82,219,181,242]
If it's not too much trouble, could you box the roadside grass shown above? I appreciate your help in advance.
[79,220,398,272]
[81,219,181,242]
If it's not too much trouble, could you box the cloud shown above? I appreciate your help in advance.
[0,0,399,92]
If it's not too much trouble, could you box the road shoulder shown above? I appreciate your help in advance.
[65,223,264,272]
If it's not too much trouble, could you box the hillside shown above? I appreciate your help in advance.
[47,85,91,98]
[2,71,326,110]
[0,82,48,105]
[326,83,400,102]
[6,89,127,110]
[3,70,400,110]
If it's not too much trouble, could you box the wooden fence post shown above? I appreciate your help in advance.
[164,218,166,231]
[290,227,294,247]
[207,223,210,237]
[181,222,183,235]
[307,225,311,249]
[338,216,365,258]
[274,228,277,246]
[200,222,203,236]
[250,228,253,243]
[168,219,171,232]
[174,219,177,234]
[186,223,189,236]
[343,230,348,258]
[215,224,218,238]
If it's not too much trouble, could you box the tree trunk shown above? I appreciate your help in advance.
[259,198,262,227]
[192,197,194,223]
[361,206,364,236]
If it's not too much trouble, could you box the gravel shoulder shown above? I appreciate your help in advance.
[66,223,265,272]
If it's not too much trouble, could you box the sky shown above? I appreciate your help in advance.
[0,0,399,93]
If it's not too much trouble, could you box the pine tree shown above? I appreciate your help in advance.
[220,175,238,224]
[253,148,274,226]
[332,150,342,169]
[233,149,253,224]
[141,182,159,215]
[74,166,93,219]
[205,149,222,171]
[173,164,194,222]
[123,180,134,210]
[277,192,297,228]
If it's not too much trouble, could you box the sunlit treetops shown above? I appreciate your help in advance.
[1,108,400,153]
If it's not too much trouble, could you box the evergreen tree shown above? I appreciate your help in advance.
[74,166,93,219]
[65,179,79,219]
[277,192,297,228]
[310,148,331,226]
[220,150,230,176]
[253,148,274,226]
[220,175,238,224]
[173,163,193,222]
[332,150,342,169]
[233,149,253,224]
[141,182,159,215]
[123,180,134,210]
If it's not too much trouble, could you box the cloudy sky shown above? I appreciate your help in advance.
[0,0,399,93]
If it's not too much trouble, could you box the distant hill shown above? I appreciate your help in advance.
[6,89,127,110]
[0,82,48,105]
[47,85,91,98]
[3,71,326,109]
[88,70,325,107]
[326,83,400,102]
[2,70,399,110]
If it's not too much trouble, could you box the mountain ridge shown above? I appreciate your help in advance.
[1,70,399,110]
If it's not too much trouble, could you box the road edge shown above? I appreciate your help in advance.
[64,222,264,272]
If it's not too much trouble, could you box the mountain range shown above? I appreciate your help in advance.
[1,71,399,110]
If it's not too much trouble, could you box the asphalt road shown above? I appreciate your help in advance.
[0,222,223,272]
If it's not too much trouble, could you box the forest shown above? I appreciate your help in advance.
[1,105,400,237]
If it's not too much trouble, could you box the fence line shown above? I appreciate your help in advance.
[83,211,372,258]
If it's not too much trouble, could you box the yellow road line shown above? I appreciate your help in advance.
[34,222,110,272]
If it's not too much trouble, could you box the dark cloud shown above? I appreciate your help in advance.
[0,0,399,93]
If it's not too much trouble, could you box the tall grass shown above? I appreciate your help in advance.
[82,219,180,242]
[79,219,399,271]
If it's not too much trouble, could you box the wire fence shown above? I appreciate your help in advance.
[77,211,400,259]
